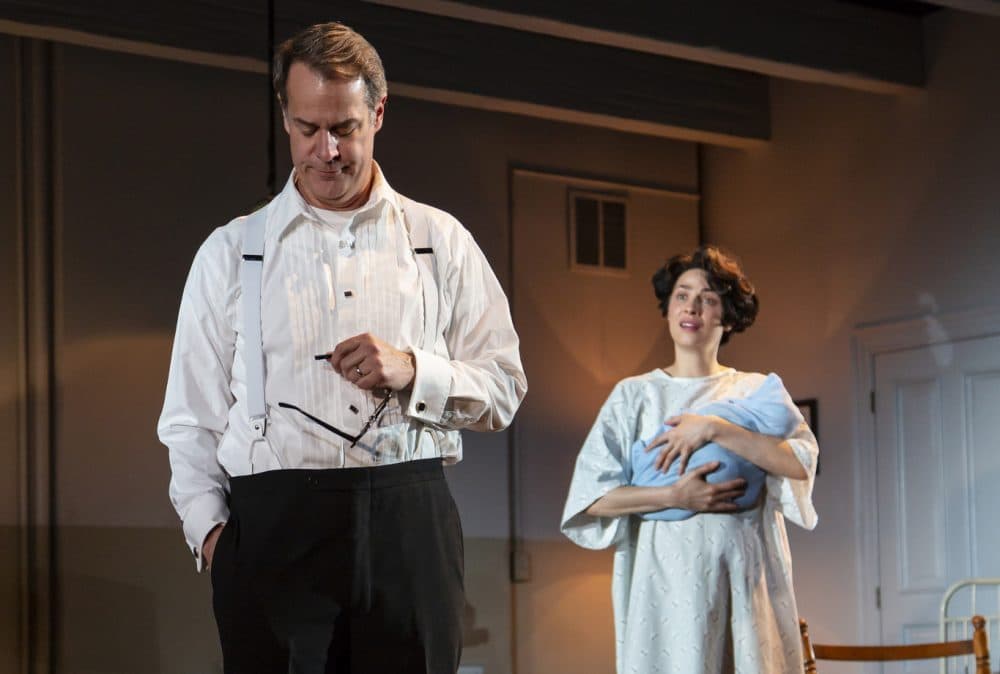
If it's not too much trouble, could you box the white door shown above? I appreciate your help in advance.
[875,334,1000,673]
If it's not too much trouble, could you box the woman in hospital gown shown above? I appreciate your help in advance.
[561,246,818,674]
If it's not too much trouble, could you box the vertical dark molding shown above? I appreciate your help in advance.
[46,40,60,674]
[17,37,56,674]
[266,0,276,198]
[504,161,520,674]
[696,142,706,245]
[13,34,28,674]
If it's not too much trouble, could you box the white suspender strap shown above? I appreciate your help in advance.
[241,207,268,438]
[399,202,439,351]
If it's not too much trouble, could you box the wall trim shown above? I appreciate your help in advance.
[510,167,700,201]
[390,83,764,148]
[0,19,266,74]
[852,304,1000,661]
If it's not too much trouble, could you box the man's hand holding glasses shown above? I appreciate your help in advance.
[278,332,415,448]
[320,332,416,392]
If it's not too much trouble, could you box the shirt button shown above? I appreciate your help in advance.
[416,402,426,412]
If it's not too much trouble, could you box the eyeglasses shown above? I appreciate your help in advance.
[278,389,392,448]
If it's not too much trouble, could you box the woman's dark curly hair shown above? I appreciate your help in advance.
[651,245,758,346]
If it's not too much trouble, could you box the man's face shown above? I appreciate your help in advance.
[282,62,385,211]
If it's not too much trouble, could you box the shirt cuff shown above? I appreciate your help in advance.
[182,491,229,573]
[407,347,453,423]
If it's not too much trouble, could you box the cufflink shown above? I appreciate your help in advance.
[416,402,426,412]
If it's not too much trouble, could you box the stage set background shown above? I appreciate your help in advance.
[2,4,1000,673]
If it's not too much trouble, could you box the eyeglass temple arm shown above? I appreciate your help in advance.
[277,402,359,443]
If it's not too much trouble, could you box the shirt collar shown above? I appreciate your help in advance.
[266,161,402,243]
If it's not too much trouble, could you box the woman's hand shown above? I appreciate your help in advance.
[671,462,746,512]
[646,413,721,475]
[584,462,747,517]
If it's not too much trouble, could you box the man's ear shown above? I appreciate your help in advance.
[279,99,290,134]
[372,95,387,133]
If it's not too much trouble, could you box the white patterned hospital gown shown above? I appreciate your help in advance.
[561,369,818,674]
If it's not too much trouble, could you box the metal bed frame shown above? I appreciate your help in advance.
[940,578,1000,674]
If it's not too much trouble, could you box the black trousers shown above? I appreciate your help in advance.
[211,459,465,674]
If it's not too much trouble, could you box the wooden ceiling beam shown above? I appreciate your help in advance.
[0,0,772,146]
[366,0,927,94]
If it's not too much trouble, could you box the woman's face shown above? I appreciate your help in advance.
[666,268,729,352]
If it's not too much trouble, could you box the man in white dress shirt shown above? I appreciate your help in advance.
[158,21,526,674]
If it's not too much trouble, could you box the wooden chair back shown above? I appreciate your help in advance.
[799,615,990,674]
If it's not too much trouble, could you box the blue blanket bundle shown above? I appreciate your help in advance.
[630,374,803,521]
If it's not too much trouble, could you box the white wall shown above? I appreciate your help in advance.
[702,9,1000,649]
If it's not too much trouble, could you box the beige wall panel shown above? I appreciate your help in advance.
[515,540,615,674]
[513,173,699,541]
[51,43,267,672]
[53,43,268,529]
[57,526,219,674]
[456,537,511,674]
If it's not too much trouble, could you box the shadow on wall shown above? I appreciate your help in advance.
[462,600,490,647]
[513,288,670,673]
[516,287,672,539]
[52,332,180,528]
[60,573,162,674]
[518,288,672,434]
[516,540,616,674]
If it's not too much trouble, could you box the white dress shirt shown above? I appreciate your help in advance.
[158,165,527,569]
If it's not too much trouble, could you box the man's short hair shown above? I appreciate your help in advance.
[273,22,387,112]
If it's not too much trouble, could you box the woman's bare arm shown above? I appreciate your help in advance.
[708,419,807,479]
[585,461,747,517]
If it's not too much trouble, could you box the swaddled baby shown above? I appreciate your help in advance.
[630,373,803,521]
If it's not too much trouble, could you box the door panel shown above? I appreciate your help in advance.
[967,372,1000,574]
[875,334,1000,673]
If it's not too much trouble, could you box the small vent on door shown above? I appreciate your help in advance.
[570,191,628,273]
